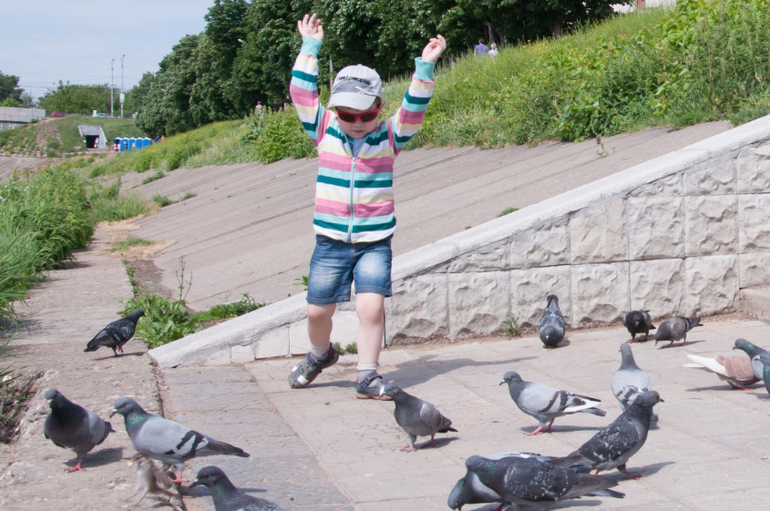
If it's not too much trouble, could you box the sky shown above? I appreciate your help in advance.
[1,0,215,100]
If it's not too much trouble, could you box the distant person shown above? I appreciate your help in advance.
[255,101,263,118]
[488,43,498,57]
[474,38,489,57]
[287,13,446,398]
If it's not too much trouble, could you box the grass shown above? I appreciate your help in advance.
[141,170,165,184]
[503,314,520,337]
[110,238,155,252]
[497,207,519,218]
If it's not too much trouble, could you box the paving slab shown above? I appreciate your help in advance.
[155,313,770,511]
[120,122,731,310]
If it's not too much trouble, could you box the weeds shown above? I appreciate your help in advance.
[179,191,197,201]
[503,314,520,337]
[497,207,519,218]
[152,194,173,207]
[189,293,264,322]
[111,238,155,253]
[141,171,165,184]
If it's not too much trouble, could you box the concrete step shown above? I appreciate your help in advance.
[739,286,770,323]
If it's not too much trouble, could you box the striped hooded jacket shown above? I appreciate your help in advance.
[290,37,435,243]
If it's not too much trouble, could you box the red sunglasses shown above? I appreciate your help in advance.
[336,108,380,123]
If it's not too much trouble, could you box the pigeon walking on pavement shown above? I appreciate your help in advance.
[684,353,759,390]
[554,391,664,479]
[451,454,624,511]
[189,466,287,511]
[539,294,566,349]
[110,397,249,483]
[500,371,606,436]
[84,308,145,356]
[654,317,701,348]
[753,354,770,401]
[43,389,114,472]
[732,338,769,381]
[447,452,593,510]
[612,344,658,421]
[623,310,655,343]
[378,382,457,452]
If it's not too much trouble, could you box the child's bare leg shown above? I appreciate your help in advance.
[308,303,336,347]
[355,293,384,364]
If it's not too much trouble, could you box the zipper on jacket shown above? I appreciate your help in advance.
[347,135,355,243]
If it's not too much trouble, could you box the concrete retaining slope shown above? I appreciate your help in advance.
[149,117,770,368]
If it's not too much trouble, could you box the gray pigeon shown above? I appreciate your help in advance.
[454,454,624,511]
[189,466,286,511]
[447,452,592,510]
[554,391,663,479]
[378,382,457,452]
[732,338,769,380]
[84,308,145,356]
[654,317,701,348]
[539,294,565,348]
[623,310,655,343]
[612,344,658,421]
[501,371,606,435]
[43,389,114,472]
[753,354,770,401]
[110,397,249,482]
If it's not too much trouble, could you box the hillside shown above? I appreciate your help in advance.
[0,115,146,158]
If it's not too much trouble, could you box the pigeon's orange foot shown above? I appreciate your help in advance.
[66,462,84,472]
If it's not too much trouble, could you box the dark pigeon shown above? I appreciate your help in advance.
[455,454,624,511]
[500,371,605,435]
[43,389,114,472]
[110,397,249,483]
[448,452,593,510]
[623,310,655,343]
[539,294,565,348]
[378,382,457,452]
[189,466,286,511]
[554,391,664,479]
[612,344,658,421]
[732,338,769,380]
[654,317,701,348]
[84,308,145,356]
[753,354,770,401]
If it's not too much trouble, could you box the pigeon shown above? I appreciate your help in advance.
[378,382,457,452]
[447,452,593,510]
[500,371,606,435]
[554,391,663,479]
[84,308,145,356]
[126,452,183,510]
[684,353,759,390]
[623,310,655,343]
[654,317,701,348]
[539,294,566,348]
[612,344,658,421]
[110,397,249,483]
[453,454,624,511]
[189,466,287,511]
[43,389,114,472]
[732,338,769,380]
[753,354,770,401]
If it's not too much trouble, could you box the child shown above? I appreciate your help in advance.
[288,13,446,398]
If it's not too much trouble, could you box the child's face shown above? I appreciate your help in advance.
[335,101,380,139]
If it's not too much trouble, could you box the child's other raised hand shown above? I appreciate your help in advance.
[422,35,447,63]
[298,13,323,41]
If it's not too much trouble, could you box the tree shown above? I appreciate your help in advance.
[37,82,111,114]
[124,72,155,115]
[0,71,23,103]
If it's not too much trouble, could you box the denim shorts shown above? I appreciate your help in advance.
[307,235,393,305]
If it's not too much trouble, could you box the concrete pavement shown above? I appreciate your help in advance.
[168,314,770,511]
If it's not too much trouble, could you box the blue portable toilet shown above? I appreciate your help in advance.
[120,138,128,151]
[128,138,137,151]
[142,138,151,148]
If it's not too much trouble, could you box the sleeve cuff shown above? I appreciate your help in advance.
[300,37,322,56]
[414,57,436,82]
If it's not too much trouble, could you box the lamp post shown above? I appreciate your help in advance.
[110,58,115,117]
[120,54,125,119]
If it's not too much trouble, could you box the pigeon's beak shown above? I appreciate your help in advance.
[499,380,506,386]
[109,409,117,418]
[188,479,200,490]
[658,398,665,403]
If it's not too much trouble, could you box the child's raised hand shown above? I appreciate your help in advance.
[421,35,447,63]
[298,13,323,41]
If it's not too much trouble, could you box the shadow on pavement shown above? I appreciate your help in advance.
[385,356,538,387]
[64,446,124,469]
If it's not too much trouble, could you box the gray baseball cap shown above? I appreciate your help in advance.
[327,65,382,110]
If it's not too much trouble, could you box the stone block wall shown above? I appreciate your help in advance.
[148,117,770,367]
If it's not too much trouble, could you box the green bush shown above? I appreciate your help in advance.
[88,194,149,223]
[122,293,201,349]
[189,293,264,322]
[242,111,315,164]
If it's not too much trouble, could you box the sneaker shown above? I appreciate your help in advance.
[355,374,392,400]
[288,345,339,389]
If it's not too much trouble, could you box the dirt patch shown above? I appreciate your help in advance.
[128,258,175,299]
[0,368,42,444]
